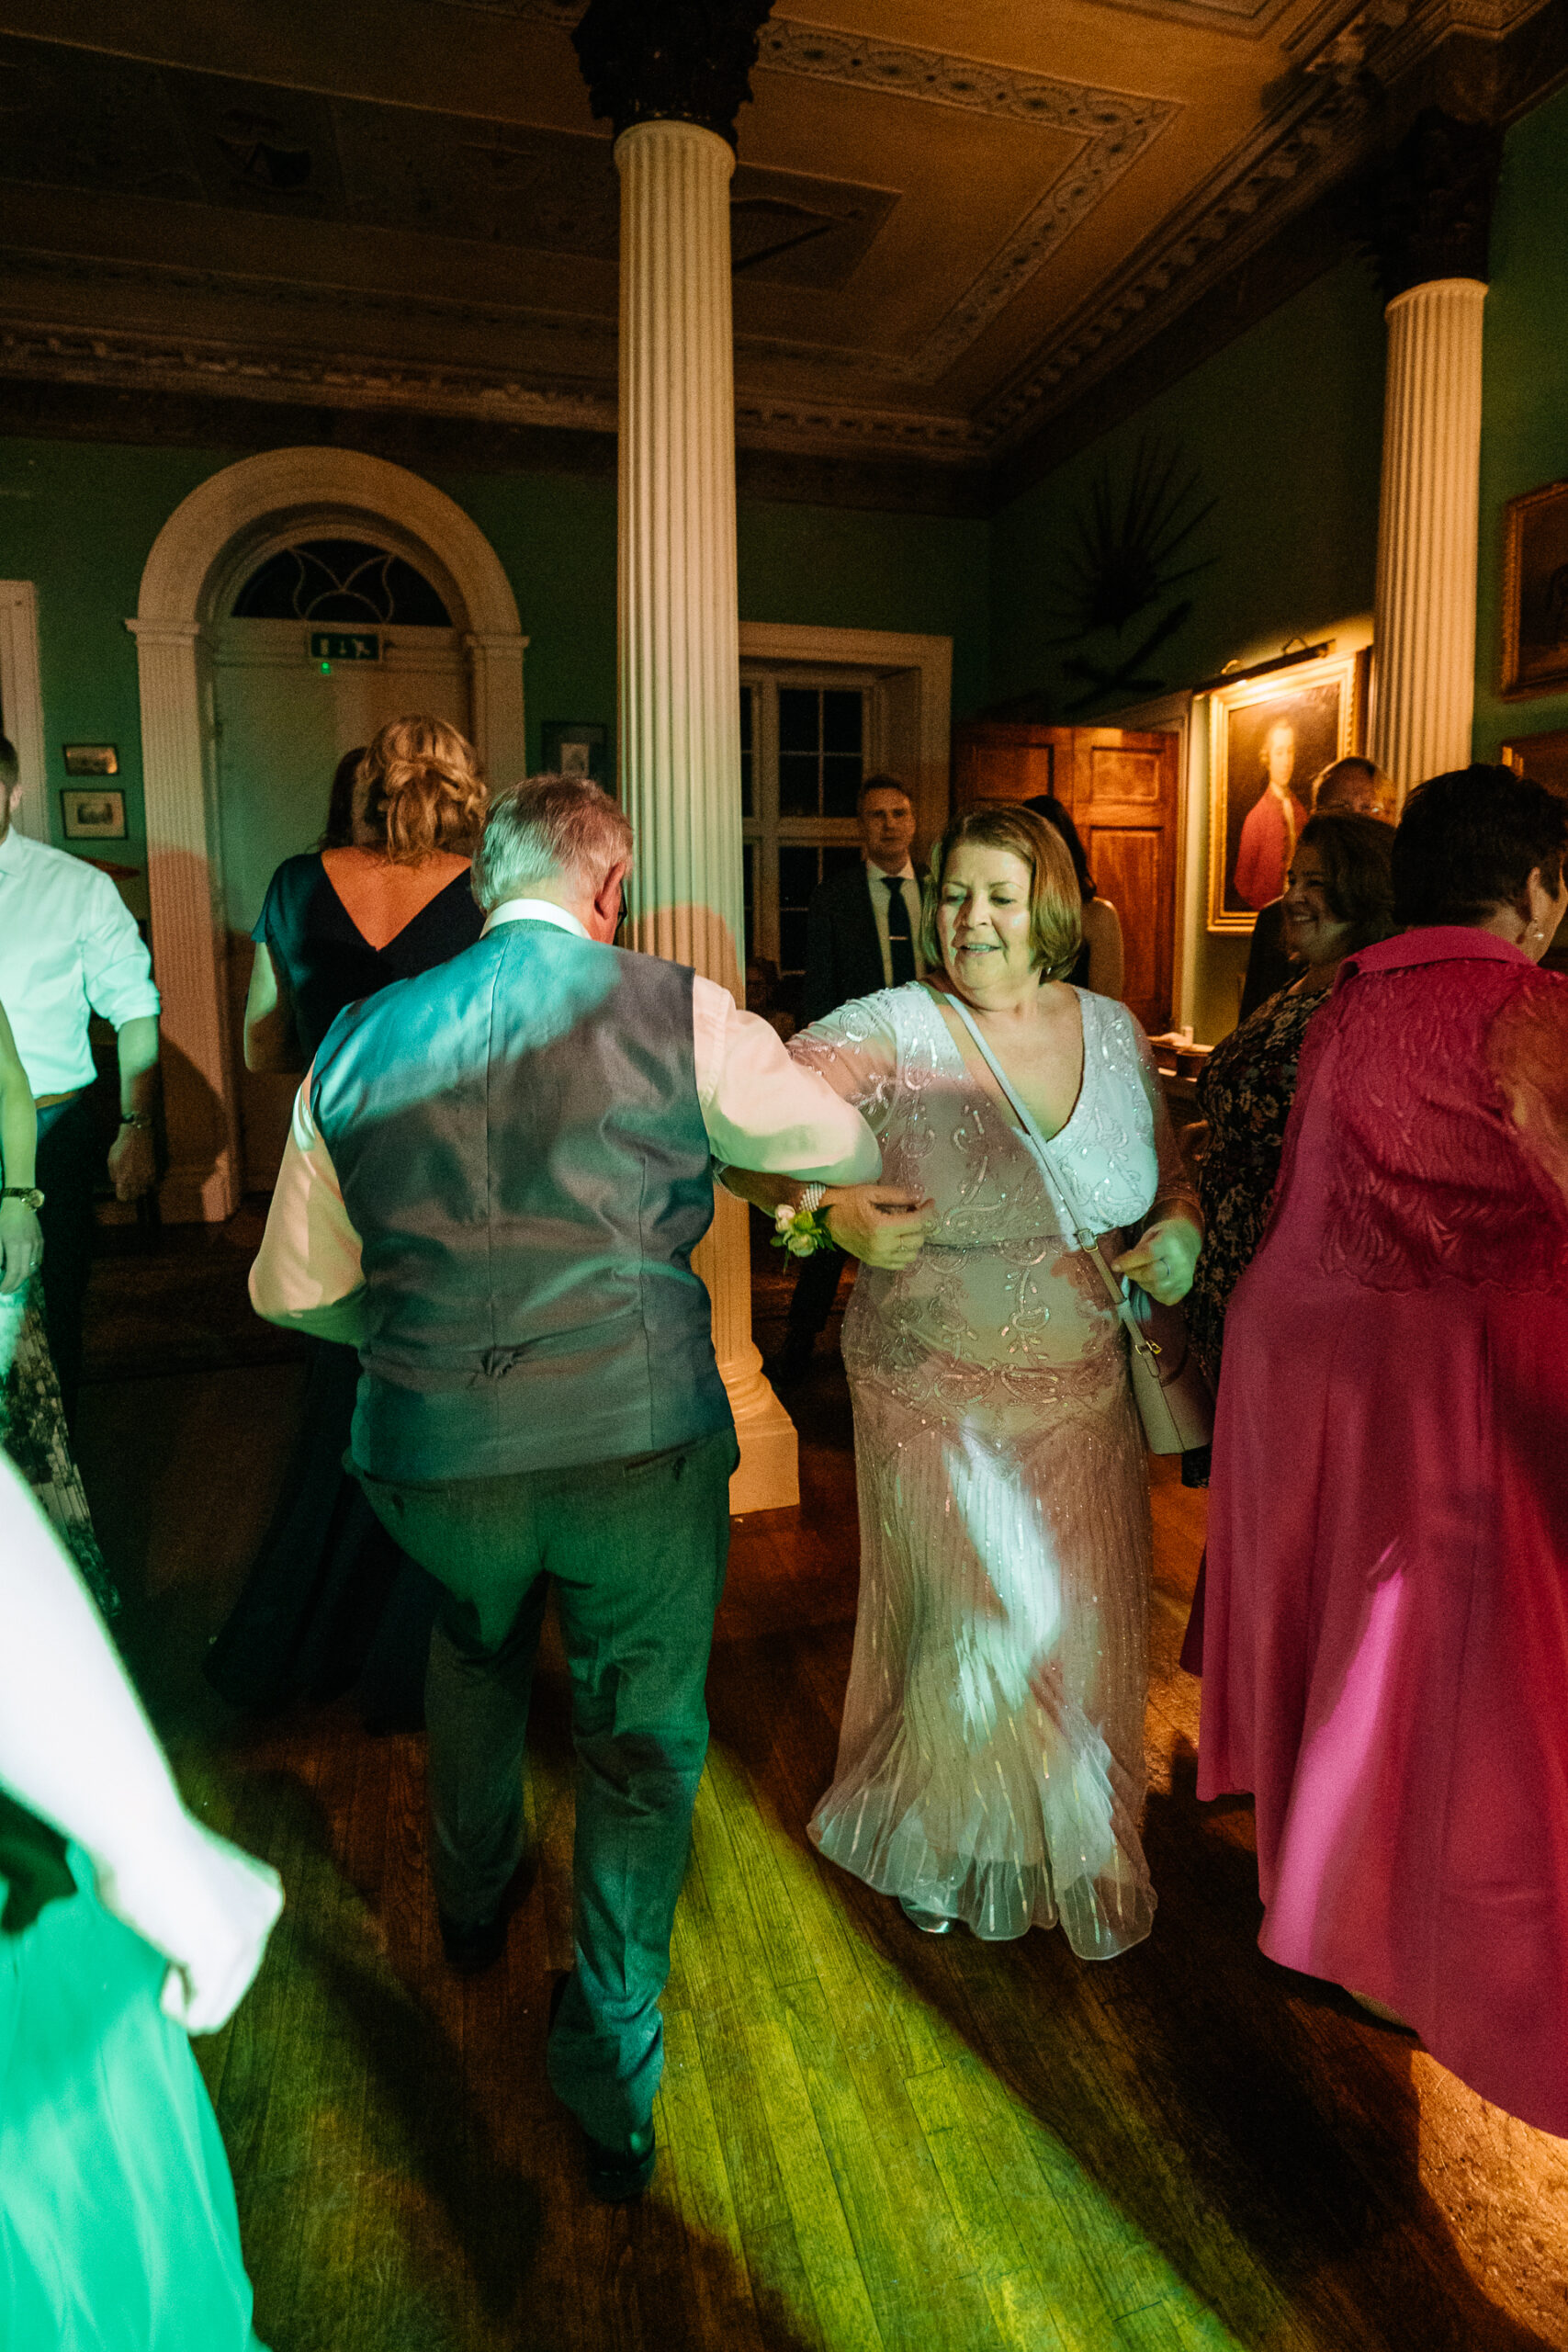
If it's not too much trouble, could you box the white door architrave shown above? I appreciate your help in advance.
[737,622,953,855]
[129,448,527,1221]
[0,581,47,842]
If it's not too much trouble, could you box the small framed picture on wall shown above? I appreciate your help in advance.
[1501,480,1568,699]
[61,786,128,840]
[541,721,609,785]
[62,743,118,776]
[1206,649,1367,933]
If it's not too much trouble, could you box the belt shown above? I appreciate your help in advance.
[34,1089,85,1110]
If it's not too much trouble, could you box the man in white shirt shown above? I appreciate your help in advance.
[774,773,926,1386]
[250,775,896,2200]
[0,738,162,1425]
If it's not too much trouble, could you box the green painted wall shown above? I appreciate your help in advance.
[0,437,228,876]
[739,501,989,723]
[985,80,1568,1036]
[1473,77,1568,763]
[987,260,1388,1039]
[0,435,987,896]
[987,259,1388,721]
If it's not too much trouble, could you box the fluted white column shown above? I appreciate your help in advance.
[1371,277,1487,797]
[615,116,798,1513]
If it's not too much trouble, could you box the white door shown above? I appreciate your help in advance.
[213,616,471,1188]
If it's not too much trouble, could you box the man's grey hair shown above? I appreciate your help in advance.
[472,774,633,912]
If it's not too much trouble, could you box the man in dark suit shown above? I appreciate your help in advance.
[769,774,925,1388]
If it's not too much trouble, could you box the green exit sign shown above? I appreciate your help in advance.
[308,629,381,667]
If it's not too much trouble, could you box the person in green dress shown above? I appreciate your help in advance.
[0,1449,283,2351]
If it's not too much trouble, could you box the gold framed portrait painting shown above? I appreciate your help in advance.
[1207,650,1366,933]
[1501,480,1568,699]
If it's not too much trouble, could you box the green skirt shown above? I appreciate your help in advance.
[0,1849,264,2352]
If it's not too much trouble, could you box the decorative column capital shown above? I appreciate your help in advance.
[1366,107,1503,304]
[572,0,774,150]
[125,616,203,650]
[461,630,530,654]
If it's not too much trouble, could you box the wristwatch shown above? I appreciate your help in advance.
[118,1111,154,1131]
[1,1186,44,1210]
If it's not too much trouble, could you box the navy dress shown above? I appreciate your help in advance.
[249,851,483,1061]
[206,853,483,1727]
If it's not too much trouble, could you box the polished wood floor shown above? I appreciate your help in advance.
[76,1230,1568,2352]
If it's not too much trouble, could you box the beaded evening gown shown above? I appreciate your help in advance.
[790,984,1195,1953]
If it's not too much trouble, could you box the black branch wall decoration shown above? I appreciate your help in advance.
[1040,435,1218,716]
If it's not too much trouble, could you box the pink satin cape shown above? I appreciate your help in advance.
[1199,928,1568,2134]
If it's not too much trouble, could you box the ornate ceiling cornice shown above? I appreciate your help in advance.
[976,66,1379,449]
[752,26,1179,384]
[0,243,621,350]
[0,318,621,437]
[1,0,1559,488]
[0,310,989,466]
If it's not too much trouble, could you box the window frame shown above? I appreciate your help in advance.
[741,662,882,987]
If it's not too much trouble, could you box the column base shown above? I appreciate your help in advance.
[721,1347,800,1515]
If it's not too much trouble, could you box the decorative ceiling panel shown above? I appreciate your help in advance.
[0,0,1557,483]
[0,37,896,290]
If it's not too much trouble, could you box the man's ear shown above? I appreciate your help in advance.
[593,858,631,929]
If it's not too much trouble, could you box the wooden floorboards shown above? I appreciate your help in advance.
[73,1247,1568,2352]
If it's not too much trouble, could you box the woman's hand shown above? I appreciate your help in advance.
[1112,1215,1201,1306]
[0,1198,41,1295]
[825,1184,936,1271]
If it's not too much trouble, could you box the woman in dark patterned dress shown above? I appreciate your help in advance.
[1187,813,1397,1389]
[0,993,116,1616]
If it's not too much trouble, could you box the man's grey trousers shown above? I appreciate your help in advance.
[361,1426,738,2145]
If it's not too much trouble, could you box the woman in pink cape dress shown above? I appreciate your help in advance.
[1198,763,1568,2135]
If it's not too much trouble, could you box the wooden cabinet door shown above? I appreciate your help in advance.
[950,720,1180,1034]
[953,723,1066,809]
[1063,728,1179,1035]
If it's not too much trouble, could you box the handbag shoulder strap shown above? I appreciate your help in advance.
[936,989,1130,1323]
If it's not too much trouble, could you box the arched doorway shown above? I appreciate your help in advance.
[130,449,526,1220]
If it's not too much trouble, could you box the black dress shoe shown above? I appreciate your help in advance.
[438,1906,508,1975]
[584,2123,657,2203]
[547,1974,657,2200]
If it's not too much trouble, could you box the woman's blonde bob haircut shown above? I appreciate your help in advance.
[919,803,1084,982]
[355,715,487,865]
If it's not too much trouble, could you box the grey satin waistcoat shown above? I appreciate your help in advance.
[310,919,729,1481]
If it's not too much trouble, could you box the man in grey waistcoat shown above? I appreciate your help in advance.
[249,775,883,2199]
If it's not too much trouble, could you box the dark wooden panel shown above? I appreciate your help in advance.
[953,731,1057,808]
[1090,827,1162,1025]
[1083,744,1164,808]
[1071,728,1179,1034]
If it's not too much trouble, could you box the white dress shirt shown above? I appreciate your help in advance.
[864,858,926,988]
[0,828,161,1095]
[251,898,882,1340]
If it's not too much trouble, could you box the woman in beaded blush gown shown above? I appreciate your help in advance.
[739,805,1201,1952]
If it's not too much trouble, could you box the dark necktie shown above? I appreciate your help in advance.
[883,874,916,986]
